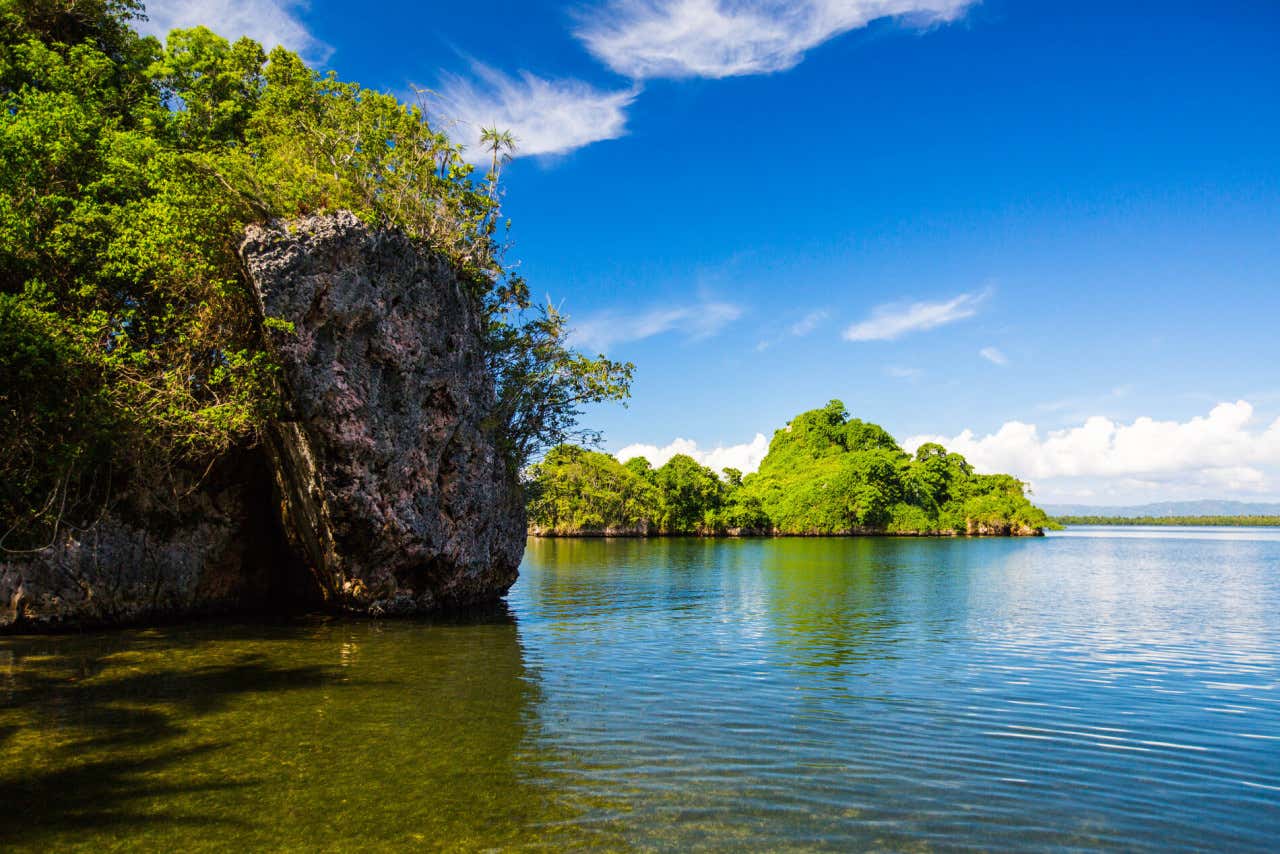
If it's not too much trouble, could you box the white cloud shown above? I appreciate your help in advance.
[437,64,638,162]
[568,297,742,352]
[789,310,828,336]
[903,401,1280,502]
[979,346,1007,365]
[885,365,923,379]
[617,433,771,474]
[138,0,329,60]
[578,0,973,80]
[843,289,988,342]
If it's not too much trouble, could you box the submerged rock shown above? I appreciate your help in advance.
[241,213,525,616]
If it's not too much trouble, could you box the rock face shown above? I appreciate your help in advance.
[1,212,525,631]
[0,451,306,631]
[241,213,525,616]
[965,520,1043,537]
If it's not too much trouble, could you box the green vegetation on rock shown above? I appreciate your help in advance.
[0,0,629,548]
[528,401,1052,536]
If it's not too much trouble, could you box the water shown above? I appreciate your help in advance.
[3,529,1279,850]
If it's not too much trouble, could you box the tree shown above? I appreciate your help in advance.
[654,455,724,533]
[486,301,632,471]
[479,126,516,189]
[526,446,658,533]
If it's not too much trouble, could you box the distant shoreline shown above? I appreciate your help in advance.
[1055,515,1280,527]
[528,526,1044,538]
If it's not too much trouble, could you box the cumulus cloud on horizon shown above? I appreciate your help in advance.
[437,64,638,162]
[903,401,1280,503]
[577,0,973,80]
[844,289,988,342]
[616,433,771,475]
[138,0,330,60]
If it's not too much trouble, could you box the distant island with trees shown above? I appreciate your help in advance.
[527,401,1052,537]
[1054,515,1280,527]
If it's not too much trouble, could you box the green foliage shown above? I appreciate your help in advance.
[527,402,1052,536]
[526,446,658,534]
[527,447,771,535]
[653,454,725,532]
[745,402,1049,534]
[486,302,632,469]
[0,2,629,545]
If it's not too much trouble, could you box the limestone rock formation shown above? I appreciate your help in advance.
[0,452,302,630]
[1,212,526,631]
[241,212,525,616]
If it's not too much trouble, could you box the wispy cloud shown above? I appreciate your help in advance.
[756,308,828,351]
[885,365,923,379]
[789,309,828,337]
[979,346,1008,365]
[843,288,988,342]
[577,0,973,80]
[617,433,771,474]
[568,297,742,353]
[437,64,638,162]
[903,401,1280,502]
[138,0,330,61]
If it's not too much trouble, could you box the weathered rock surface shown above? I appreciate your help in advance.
[2,212,526,631]
[964,520,1043,537]
[0,452,304,631]
[241,212,525,616]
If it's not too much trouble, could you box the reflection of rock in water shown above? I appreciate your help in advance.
[0,612,576,850]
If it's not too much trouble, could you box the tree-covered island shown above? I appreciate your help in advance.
[528,400,1052,537]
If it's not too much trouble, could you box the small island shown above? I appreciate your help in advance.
[528,400,1051,537]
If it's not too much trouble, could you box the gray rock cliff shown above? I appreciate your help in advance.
[241,212,525,616]
[0,452,302,630]
[1,213,525,630]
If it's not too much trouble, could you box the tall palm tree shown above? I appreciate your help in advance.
[479,126,517,190]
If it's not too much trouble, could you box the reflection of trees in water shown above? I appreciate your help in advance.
[758,538,1035,669]
[759,538,912,672]
[523,536,734,622]
[0,611,577,851]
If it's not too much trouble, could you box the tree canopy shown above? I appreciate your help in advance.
[527,401,1052,536]
[0,1,630,548]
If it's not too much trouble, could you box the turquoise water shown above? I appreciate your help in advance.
[2,528,1279,850]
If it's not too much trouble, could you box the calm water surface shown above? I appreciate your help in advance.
[3,528,1279,850]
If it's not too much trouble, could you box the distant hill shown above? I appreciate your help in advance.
[1044,500,1280,517]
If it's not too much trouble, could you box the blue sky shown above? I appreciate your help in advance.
[142,1,1280,504]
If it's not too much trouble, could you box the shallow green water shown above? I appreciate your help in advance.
[3,529,1279,850]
